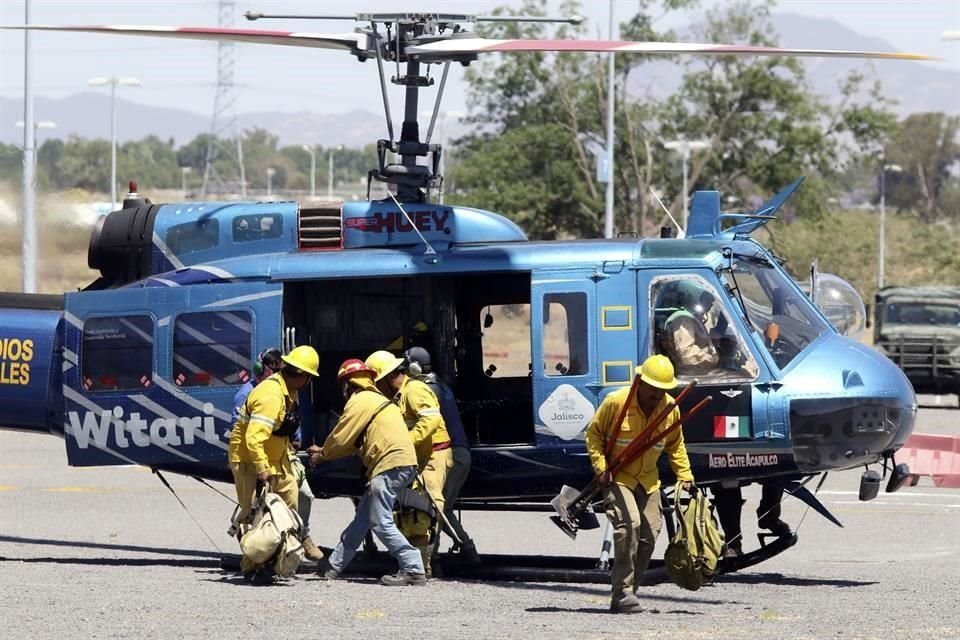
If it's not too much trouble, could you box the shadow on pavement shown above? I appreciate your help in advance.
[716,572,879,588]
[0,555,219,568]
[526,605,704,616]
[0,534,220,559]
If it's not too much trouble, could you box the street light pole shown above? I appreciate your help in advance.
[16,120,56,166]
[22,0,36,293]
[180,166,192,196]
[302,145,316,199]
[88,76,140,210]
[878,162,903,290]
[663,139,711,232]
[266,167,275,198]
[603,0,616,239]
[327,145,343,200]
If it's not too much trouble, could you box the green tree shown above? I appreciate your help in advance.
[452,0,898,239]
[117,135,180,190]
[37,138,64,189]
[0,142,22,185]
[57,136,111,192]
[883,112,960,221]
[657,1,896,220]
[175,133,211,172]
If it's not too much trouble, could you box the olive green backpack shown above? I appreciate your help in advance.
[664,486,725,591]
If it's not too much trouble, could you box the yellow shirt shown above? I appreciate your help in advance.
[228,373,297,474]
[321,382,418,479]
[585,386,693,494]
[395,376,450,464]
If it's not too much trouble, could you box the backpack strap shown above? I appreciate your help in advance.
[353,398,394,449]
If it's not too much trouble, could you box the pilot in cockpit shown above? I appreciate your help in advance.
[659,280,720,376]
[657,279,758,380]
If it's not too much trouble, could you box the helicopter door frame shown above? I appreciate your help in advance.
[62,281,282,468]
[637,269,782,447]
[530,270,596,444]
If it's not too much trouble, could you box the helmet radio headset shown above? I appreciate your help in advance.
[405,350,422,377]
[254,348,283,378]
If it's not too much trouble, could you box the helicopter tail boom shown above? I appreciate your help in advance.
[0,294,64,436]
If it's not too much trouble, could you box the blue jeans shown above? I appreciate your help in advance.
[328,465,424,575]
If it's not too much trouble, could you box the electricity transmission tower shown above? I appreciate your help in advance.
[201,0,246,198]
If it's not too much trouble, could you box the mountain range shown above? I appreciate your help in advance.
[1,14,957,148]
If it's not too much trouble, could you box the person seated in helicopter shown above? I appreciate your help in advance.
[658,279,759,379]
[659,280,720,376]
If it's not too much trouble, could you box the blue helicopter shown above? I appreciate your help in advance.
[0,11,923,575]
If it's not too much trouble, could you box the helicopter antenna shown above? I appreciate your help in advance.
[388,191,439,258]
[649,187,684,238]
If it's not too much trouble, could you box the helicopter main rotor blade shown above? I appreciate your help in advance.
[0,25,367,51]
[407,37,936,61]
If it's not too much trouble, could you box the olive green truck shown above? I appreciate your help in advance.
[874,286,960,407]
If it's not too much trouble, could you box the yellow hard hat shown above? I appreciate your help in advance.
[365,350,405,382]
[636,354,677,390]
[281,345,320,377]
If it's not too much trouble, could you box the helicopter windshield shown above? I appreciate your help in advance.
[726,254,831,369]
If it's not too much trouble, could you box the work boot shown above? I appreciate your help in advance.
[250,568,276,586]
[610,593,642,614]
[724,541,743,559]
[758,517,793,539]
[381,570,427,586]
[417,546,433,579]
[301,536,325,562]
[316,558,340,580]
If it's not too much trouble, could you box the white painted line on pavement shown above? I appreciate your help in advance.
[833,500,960,508]
[820,490,959,499]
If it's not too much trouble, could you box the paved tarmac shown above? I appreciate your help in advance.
[1,395,957,640]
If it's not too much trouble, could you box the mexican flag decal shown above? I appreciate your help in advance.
[714,415,750,439]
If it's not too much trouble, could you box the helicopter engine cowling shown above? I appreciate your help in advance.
[87,204,163,289]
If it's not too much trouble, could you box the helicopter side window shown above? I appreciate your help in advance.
[480,304,531,378]
[81,315,153,391]
[165,219,220,255]
[543,292,588,377]
[172,311,252,387]
[650,276,759,382]
[233,214,283,243]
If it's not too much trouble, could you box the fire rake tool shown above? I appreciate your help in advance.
[550,385,713,539]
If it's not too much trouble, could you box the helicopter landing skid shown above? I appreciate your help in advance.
[219,535,797,584]
[716,533,799,575]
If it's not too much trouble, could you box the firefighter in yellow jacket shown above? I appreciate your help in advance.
[366,349,454,575]
[585,355,694,614]
[307,359,425,586]
[228,345,319,527]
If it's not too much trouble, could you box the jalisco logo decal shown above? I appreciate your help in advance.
[708,452,779,469]
[345,210,452,235]
[0,337,34,386]
[538,384,596,440]
[67,404,220,449]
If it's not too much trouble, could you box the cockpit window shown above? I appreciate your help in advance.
[726,255,830,369]
[650,275,759,383]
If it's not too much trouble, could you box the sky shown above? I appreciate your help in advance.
[1,0,958,118]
